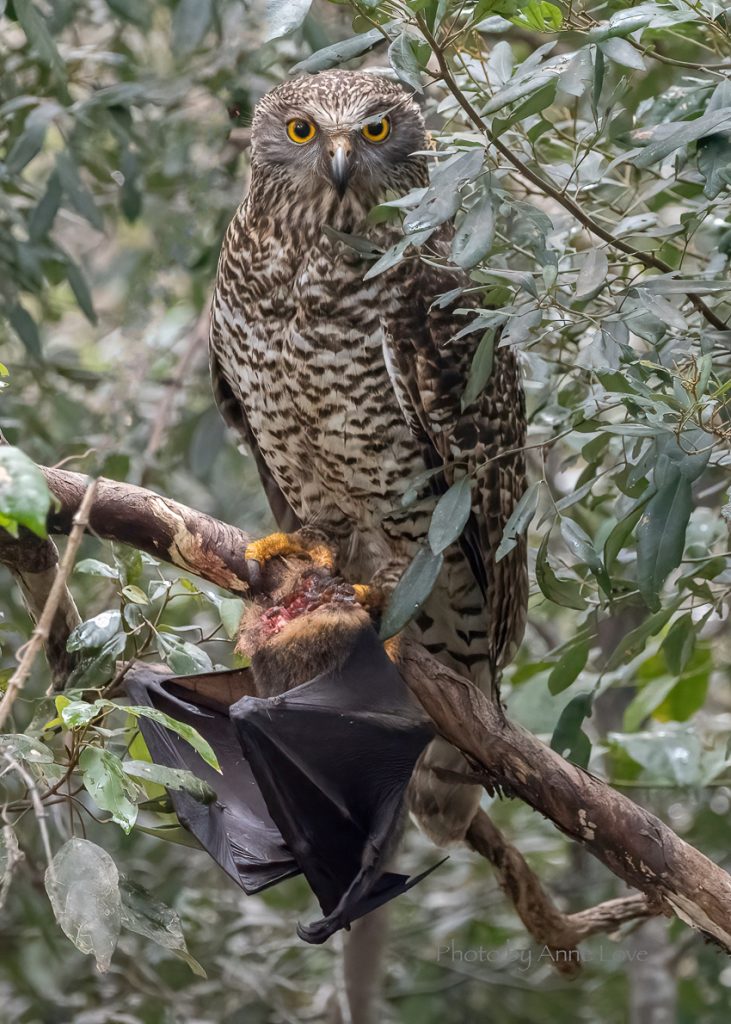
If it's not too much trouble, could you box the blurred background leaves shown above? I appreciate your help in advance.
[2,1,731,1021]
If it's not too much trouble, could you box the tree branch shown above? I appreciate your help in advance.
[9,463,731,956]
[466,810,658,975]
[0,481,97,728]
[41,466,253,594]
[400,640,731,953]
[0,532,81,690]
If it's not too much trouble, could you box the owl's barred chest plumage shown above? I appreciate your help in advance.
[211,204,431,568]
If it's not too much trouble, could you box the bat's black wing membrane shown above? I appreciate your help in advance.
[125,624,438,943]
[231,626,437,943]
[125,666,299,894]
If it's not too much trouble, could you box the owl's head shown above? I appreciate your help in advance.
[250,70,428,204]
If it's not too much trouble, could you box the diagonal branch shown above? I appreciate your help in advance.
[466,810,658,975]
[6,462,731,956]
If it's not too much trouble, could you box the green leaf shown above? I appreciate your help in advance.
[600,36,646,71]
[428,477,472,555]
[548,638,589,695]
[217,597,245,640]
[513,1,562,31]
[124,704,221,772]
[120,878,206,977]
[461,330,495,410]
[7,304,42,360]
[122,760,215,804]
[79,747,138,832]
[0,733,54,764]
[172,0,212,54]
[655,653,710,724]
[637,475,693,608]
[451,194,494,269]
[45,839,122,973]
[0,447,51,539]
[56,152,104,232]
[75,558,121,579]
[380,546,444,640]
[67,610,122,653]
[404,185,462,235]
[661,613,696,676]
[535,533,587,610]
[262,0,312,41]
[697,135,731,200]
[560,517,611,595]
[575,248,608,299]
[604,505,644,571]
[291,28,383,73]
[29,170,62,240]
[388,32,424,93]
[550,694,592,767]
[496,481,540,562]
[63,257,97,324]
[155,633,213,675]
[15,0,66,78]
[6,112,48,174]
[623,674,679,732]
[633,108,731,169]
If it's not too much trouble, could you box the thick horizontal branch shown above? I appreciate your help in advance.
[41,466,253,594]
[23,464,731,955]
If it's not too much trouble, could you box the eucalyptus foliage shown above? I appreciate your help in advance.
[1,1,731,1021]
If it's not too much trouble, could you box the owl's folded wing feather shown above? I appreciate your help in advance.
[382,248,528,673]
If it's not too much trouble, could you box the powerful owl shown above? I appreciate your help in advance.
[209,70,527,846]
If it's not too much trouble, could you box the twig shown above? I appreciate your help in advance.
[466,809,658,975]
[0,480,97,727]
[2,752,54,875]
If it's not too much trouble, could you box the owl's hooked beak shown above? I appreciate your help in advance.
[329,143,352,200]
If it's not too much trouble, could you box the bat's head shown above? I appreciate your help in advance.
[238,567,372,698]
[250,71,428,212]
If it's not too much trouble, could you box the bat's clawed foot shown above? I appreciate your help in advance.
[244,529,337,594]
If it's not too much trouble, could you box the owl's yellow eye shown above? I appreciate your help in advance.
[287,119,317,144]
[361,117,391,143]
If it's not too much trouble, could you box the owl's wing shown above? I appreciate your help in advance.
[209,345,301,533]
[383,252,528,673]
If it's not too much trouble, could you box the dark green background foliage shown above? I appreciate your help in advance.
[1,1,731,1021]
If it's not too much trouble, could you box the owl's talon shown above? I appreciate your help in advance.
[244,531,337,592]
[352,584,386,614]
[245,558,265,593]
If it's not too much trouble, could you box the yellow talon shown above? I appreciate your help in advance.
[245,532,306,564]
[307,544,336,572]
[244,532,336,571]
[384,635,401,663]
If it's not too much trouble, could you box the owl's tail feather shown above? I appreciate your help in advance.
[407,737,482,847]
